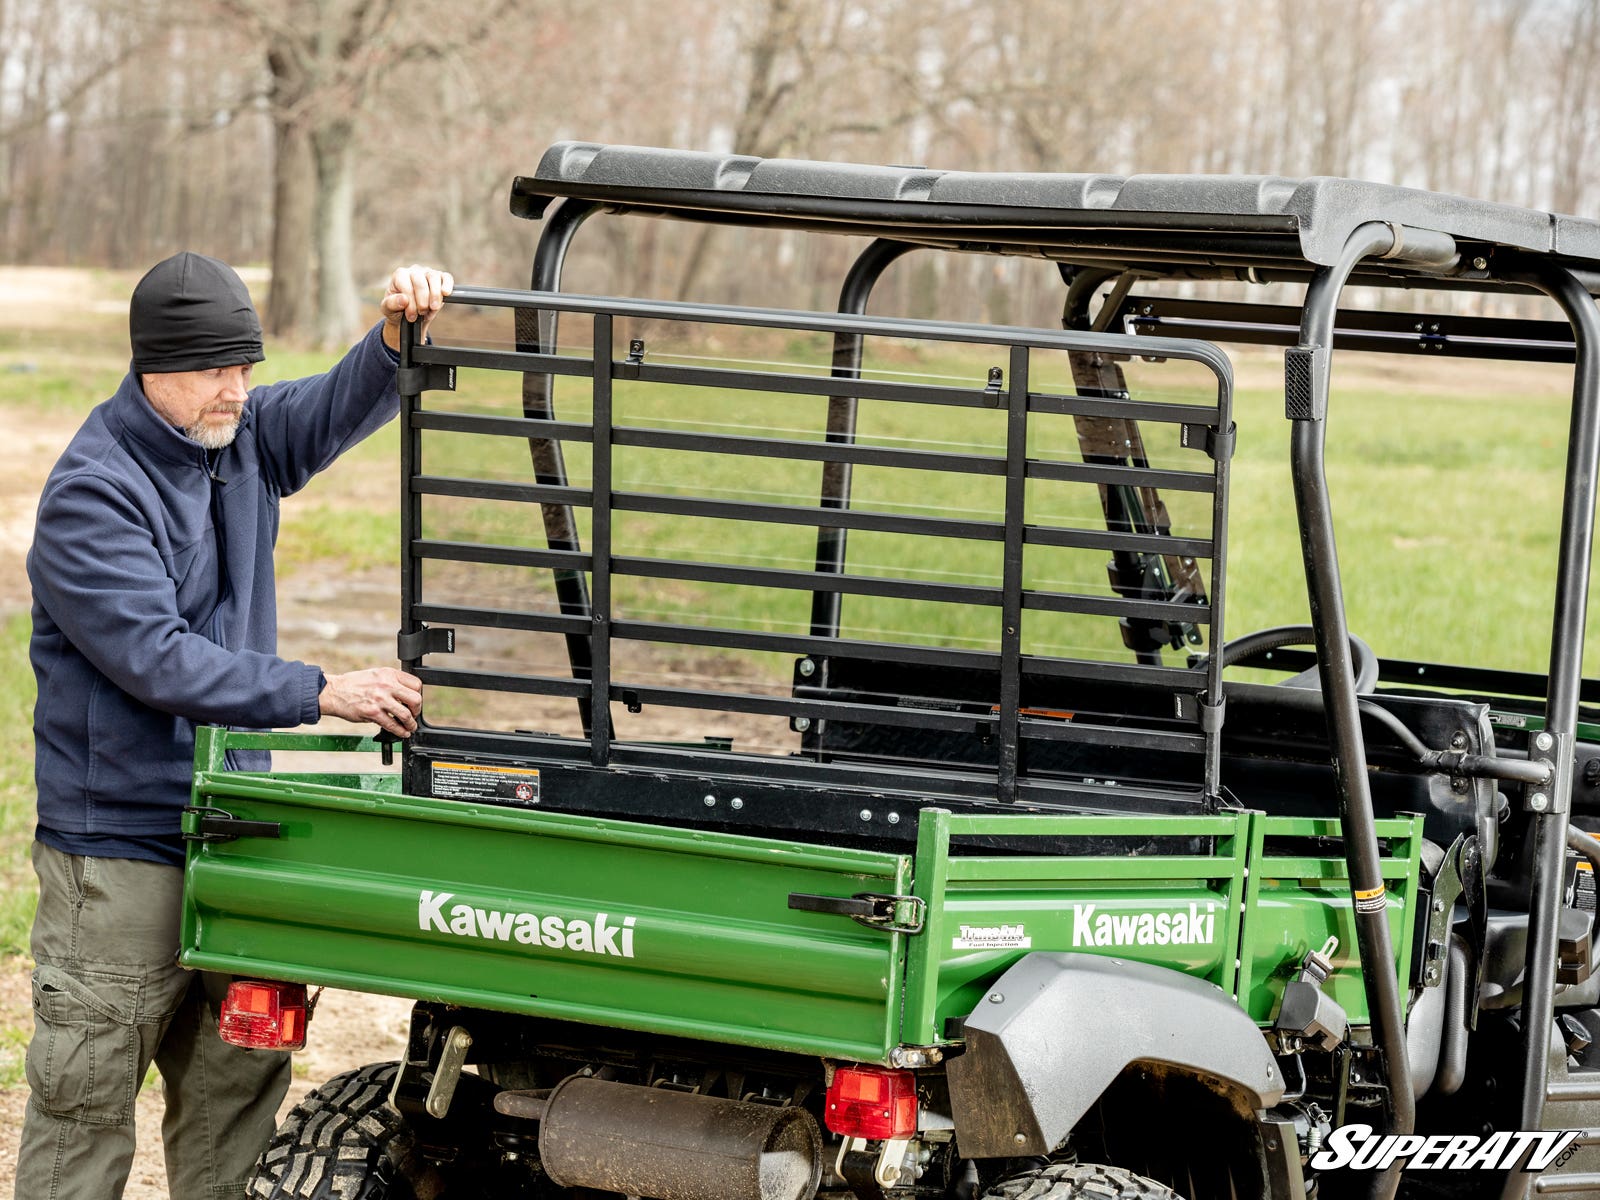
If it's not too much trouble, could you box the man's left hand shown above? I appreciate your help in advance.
[381,265,455,351]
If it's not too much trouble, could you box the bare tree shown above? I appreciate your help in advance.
[213,0,522,345]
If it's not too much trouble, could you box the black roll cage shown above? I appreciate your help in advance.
[399,146,1600,1200]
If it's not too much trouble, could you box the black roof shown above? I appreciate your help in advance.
[512,141,1600,290]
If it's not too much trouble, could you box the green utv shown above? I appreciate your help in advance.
[181,146,1600,1200]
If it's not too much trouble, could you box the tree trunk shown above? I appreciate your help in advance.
[267,111,316,338]
[312,118,359,347]
[265,34,316,339]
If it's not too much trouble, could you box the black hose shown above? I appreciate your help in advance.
[1221,624,1379,693]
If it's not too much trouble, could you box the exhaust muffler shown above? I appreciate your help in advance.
[535,1074,823,1200]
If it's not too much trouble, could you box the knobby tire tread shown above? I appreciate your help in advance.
[985,1161,1185,1200]
[247,1061,412,1200]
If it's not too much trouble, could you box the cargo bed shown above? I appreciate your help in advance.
[181,729,1423,1064]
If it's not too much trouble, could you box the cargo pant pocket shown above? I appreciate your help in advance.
[25,961,142,1125]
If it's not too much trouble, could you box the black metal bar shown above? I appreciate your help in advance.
[618,683,996,734]
[418,668,591,699]
[411,343,597,379]
[1027,458,1214,493]
[812,240,919,644]
[609,554,1208,623]
[396,320,422,662]
[615,556,1000,606]
[620,424,1005,475]
[1121,297,1583,364]
[413,411,596,443]
[1021,590,1209,623]
[413,541,592,571]
[523,198,601,733]
[638,359,995,410]
[1025,524,1212,557]
[1028,393,1218,424]
[1508,264,1600,1144]
[398,318,426,727]
[997,344,1030,802]
[414,476,590,505]
[614,489,997,539]
[413,604,588,636]
[442,284,1235,379]
[1203,368,1234,803]
[589,313,614,767]
[1017,718,1203,753]
[621,620,1201,688]
[1289,222,1415,1199]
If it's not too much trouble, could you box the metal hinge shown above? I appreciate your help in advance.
[398,625,455,661]
[788,891,926,934]
[181,805,282,843]
[396,363,457,395]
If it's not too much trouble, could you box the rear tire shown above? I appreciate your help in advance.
[247,1061,437,1200]
[984,1162,1185,1200]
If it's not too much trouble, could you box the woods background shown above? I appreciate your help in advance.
[3,0,1599,341]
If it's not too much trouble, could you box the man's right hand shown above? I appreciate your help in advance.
[319,667,423,738]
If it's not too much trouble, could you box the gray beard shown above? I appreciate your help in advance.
[184,414,240,450]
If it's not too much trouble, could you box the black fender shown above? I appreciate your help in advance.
[945,953,1286,1157]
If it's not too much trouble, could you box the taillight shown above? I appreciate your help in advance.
[218,980,308,1050]
[824,1066,917,1139]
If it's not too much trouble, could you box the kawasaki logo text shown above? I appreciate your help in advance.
[1071,902,1217,947]
[418,890,636,958]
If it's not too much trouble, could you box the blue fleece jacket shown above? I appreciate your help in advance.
[28,322,401,854]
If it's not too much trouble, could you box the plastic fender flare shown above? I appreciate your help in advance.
[945,953,1286,1158]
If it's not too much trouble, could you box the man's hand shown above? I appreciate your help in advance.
[381,265,454,351]
[319,667,423,738]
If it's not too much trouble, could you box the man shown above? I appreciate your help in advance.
[16,253,453,1199]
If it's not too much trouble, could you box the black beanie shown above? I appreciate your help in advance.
[130,251,265,374]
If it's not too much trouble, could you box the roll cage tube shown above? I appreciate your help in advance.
[1503,263,1600,1194]
[523,197,602,735]
[1289,221,1427,1200]
[808,238,918,640]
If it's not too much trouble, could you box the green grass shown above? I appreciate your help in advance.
[0,615,37,960]
[0,1022,27,1088]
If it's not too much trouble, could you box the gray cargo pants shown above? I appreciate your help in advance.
[13,841,291,1200]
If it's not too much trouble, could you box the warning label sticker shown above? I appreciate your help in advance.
[431,761,541,805]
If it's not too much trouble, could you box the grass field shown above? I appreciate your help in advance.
[0,284,1595,980]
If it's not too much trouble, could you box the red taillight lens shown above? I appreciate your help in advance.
[824,1066,917,1139]
[218,981,308,1050]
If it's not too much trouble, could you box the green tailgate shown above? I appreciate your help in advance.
[181,732,909,1062]
[183,732,1425,1065]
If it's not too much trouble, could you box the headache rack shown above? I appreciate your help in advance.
[364,141,1600,1179]
[394,289,1234,826]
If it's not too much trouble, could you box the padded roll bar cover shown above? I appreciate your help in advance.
[946,953,1285,1158]
[519,141,1586,267]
